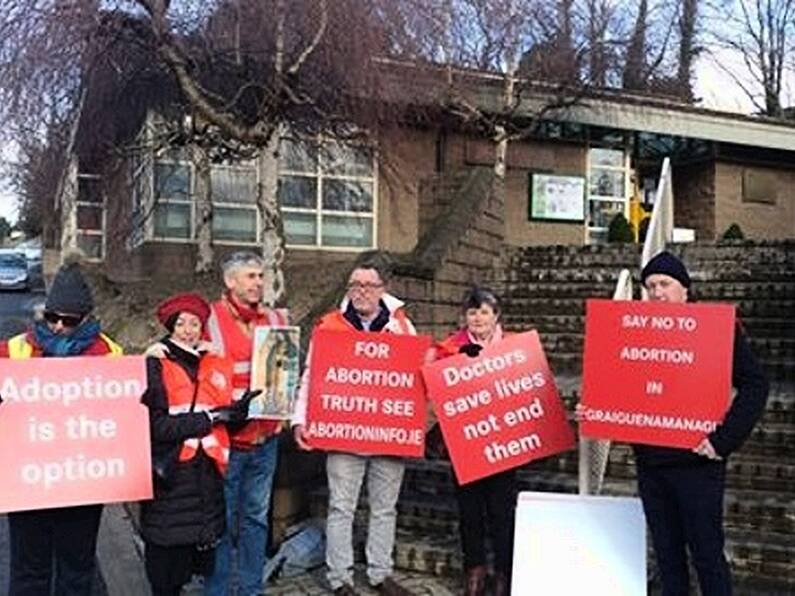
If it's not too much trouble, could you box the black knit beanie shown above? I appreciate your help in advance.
[45,262,94,316]
[641,251,691,289]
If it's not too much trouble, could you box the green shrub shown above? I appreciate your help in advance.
[722,223,745,240]
[607,213,635,243]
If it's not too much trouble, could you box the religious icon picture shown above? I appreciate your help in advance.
[249,326,301,419]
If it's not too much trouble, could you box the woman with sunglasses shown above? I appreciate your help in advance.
[139,292,258,596]
[0,256,123,595]
[428,287,516,596]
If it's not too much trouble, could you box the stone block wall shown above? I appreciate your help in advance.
[714,162,795,240]
[673,161,715,240]
[392,167,506,340]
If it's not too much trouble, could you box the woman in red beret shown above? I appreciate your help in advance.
[139,293,257,596]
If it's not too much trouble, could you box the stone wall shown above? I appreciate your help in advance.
[392,166,505,339]
[446,133,587,247]
[714,162,795,240]
[673,161,715,240]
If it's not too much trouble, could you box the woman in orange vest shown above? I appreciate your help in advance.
[429,287,516,596]
[139,293,257,596]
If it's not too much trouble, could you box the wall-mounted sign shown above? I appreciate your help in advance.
[529,173,585,222]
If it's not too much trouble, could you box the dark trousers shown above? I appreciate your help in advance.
[454,469,517,574]
[8,504,103,596]
[144,541,215,596]
[637,462,731,596]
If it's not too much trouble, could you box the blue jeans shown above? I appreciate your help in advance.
[204,438,279,596]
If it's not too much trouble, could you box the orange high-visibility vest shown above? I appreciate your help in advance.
[161,355,234,475]
[316,308,413,334]
[206,300,289,447]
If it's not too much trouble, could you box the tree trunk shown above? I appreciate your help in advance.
[257,133,287,308]
[623,0,648,91]
[192,144,214,274]
[676,0,698,101]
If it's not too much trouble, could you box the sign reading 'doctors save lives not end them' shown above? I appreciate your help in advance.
[422,331,575,485]
[581,299,736,449]
[0,356,152,513]
[306,329,432,457]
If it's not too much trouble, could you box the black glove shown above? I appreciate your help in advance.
[210,389,262,425]
[459,343,483,358]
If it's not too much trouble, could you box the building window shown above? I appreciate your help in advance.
[587,147,629,243]
[210,165,258,242]
[153,161,193,239]
[142,136,376,250]
[76,174,105,260]
[278,137,376,249]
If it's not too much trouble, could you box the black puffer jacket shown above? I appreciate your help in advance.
[140,340,226,547]
[633,326,769,467]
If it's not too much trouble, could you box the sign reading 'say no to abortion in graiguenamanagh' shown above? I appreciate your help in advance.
[581,299,736,449]
[0,356,152,513]
[422,332,575,485]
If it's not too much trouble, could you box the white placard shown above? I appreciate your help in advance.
[512,491,646,596]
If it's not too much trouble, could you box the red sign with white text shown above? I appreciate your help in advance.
[0,356,152,513]
[422,332,575,485]
[306,329,432,457]
[580,299,735,449]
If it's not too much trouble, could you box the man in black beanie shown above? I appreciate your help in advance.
[0,254,123,595]
[636,251,769,596]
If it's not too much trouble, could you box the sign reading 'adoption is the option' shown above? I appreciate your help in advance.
[306,329,432,457]
[422,332,575,485]
[581,299,735,449]
[0,356,152,513]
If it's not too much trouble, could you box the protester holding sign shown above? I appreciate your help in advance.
[636,251,768,596]
[292,254,417,596]
[0,254,123,596]
[140,293,260,596]
[429,287,516,596]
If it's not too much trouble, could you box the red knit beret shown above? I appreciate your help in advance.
[156,293,211,328]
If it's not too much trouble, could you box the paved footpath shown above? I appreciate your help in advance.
[2,509,458,596]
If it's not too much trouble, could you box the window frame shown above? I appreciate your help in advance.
[279,135,378,252]
[586,146,630,239]
[75,173,106,261]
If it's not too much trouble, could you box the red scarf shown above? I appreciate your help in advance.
[224,292,263,325]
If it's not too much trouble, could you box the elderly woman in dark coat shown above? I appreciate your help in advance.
[429,287,516,596]
[140,293,255,596]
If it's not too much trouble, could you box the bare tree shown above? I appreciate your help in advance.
[675,0,701,100]
[707,0,795,116]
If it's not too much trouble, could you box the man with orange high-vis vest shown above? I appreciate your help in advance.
[200,251,289,596]
[0,256,122,596]
[292,255,416,596]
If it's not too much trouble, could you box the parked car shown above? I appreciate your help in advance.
[0,252,29,290]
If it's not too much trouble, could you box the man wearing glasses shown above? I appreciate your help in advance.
[0,255,122,595]
[292,254,416,596]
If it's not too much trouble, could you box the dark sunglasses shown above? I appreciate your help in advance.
[43,311,84,327]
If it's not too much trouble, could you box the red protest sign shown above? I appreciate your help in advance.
[580,299,735,449]
[0,356,152,513]
[305,329,432,457]
[422,331,575,485]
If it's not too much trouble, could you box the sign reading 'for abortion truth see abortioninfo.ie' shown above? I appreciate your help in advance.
[422,332,575,484]
[306,329,432,457]
[581,299,736,449]
[0,356,152,513]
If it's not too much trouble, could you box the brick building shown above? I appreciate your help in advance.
[54,62,795,284]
